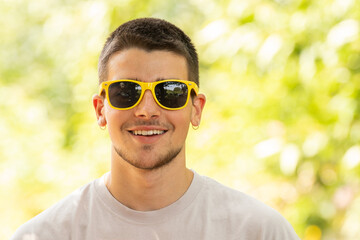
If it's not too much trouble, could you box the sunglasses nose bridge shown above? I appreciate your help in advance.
[138,82,158,104]
[141,82,158,98]
[142,82,153,91]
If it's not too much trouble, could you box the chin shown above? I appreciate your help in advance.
[114,145,183,170]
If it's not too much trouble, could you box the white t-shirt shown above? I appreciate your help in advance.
[12,171,300,240]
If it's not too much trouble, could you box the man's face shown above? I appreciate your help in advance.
[93,48,205,170]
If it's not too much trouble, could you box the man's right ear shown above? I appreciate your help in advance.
[92,94,107,127]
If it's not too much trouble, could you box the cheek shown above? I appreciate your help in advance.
[106,112,121,140]
[168,110,192,133]
[104,106,128,130]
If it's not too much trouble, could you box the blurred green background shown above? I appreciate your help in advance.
[1,0,359,239]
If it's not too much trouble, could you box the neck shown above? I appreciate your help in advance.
[105,147,194,211]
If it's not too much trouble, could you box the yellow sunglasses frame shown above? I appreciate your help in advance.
[99,79,199,110]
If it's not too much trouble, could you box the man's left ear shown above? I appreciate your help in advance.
[191,93,206,127]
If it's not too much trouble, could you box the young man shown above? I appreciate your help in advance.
[12,18,300,239]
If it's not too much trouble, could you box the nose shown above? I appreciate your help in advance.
[134,90,161,119]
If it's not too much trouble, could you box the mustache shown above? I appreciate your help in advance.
[122,120,173,129]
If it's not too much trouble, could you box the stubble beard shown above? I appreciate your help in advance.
[114,144,183,170]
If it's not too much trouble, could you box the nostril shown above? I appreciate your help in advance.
[134,91,161,118]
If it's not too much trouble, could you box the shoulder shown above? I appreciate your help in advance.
[201,175,272,212]
[11,178,99,240]
[198,175,300,239]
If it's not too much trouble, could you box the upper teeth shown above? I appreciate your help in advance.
[133,130,165,136]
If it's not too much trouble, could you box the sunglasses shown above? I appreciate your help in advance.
[99,79,199,110]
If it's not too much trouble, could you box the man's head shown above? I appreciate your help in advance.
[98,18,199,86]
[93,18,206,171]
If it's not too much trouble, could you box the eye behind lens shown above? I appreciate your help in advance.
[155,81,188,108]
[108,81,142,108]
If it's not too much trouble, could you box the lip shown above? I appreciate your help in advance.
[127,126,168,145]
[127,125,168,131]
[131,133,165,144]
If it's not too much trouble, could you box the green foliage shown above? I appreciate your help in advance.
[1,0,360,239]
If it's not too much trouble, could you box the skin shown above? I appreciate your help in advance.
[93,48,206,211]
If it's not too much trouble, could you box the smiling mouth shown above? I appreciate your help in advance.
[130,130,166,136]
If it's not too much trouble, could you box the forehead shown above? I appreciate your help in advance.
[107,48,188,82]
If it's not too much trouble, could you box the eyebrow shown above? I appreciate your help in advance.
[155,77,181,81]
[125,78,181,82]
[114,77,182,82]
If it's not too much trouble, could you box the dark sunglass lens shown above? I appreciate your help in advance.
[108,82,141,108]
[155,82,188,108]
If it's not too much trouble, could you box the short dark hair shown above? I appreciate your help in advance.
[98,18,199,86]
